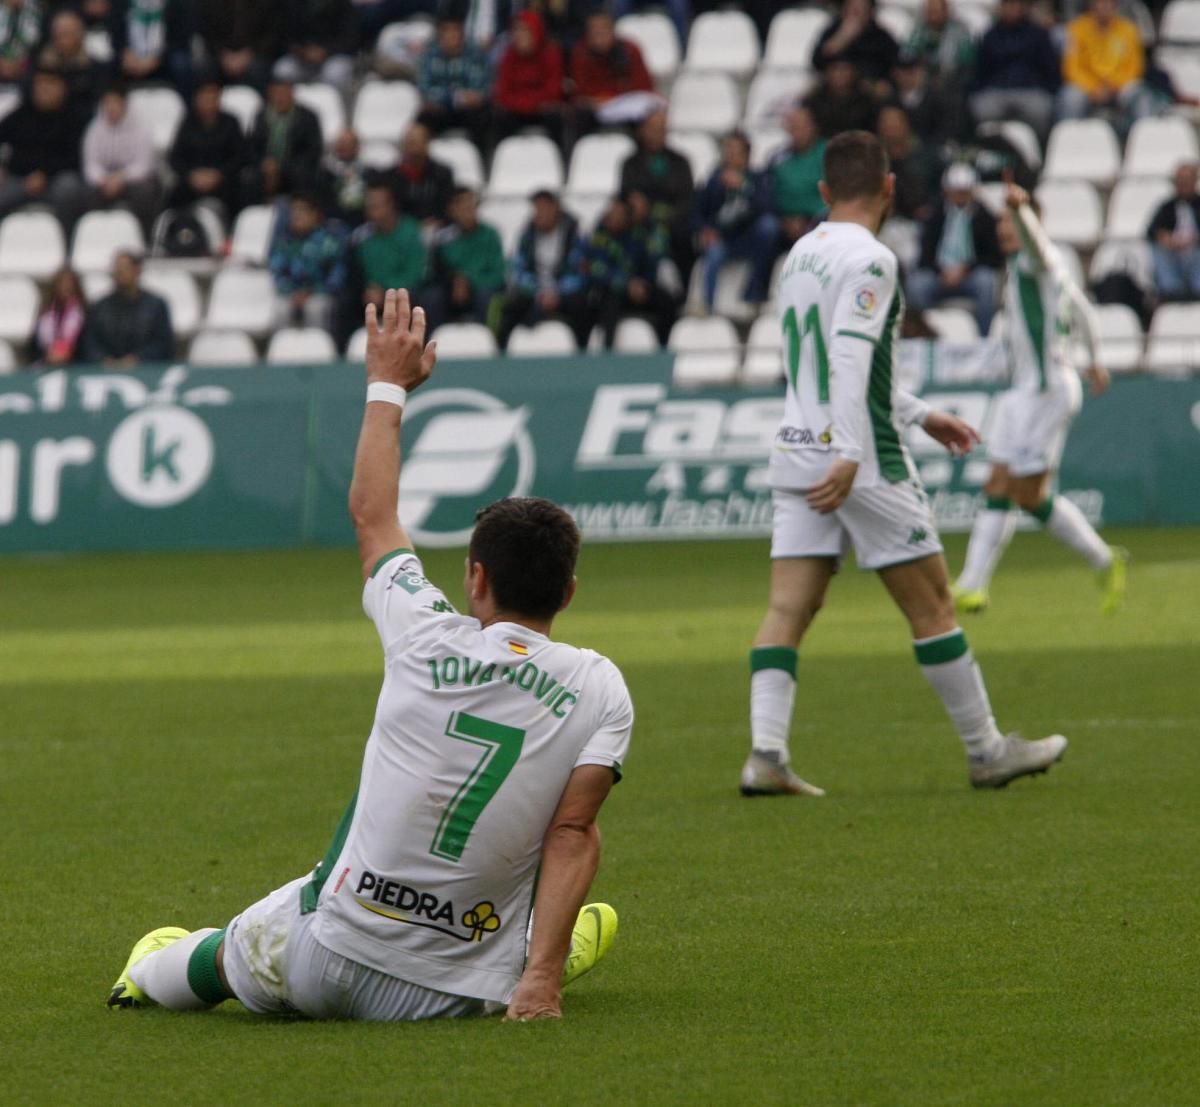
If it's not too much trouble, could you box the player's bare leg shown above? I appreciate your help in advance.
[955,464,1017,612]
[879,553,1067,787]
[742,557,835,797]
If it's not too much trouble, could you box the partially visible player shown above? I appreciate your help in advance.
[742,132,1067,797]
[107,289,633,1023]
[954,184,1127,615]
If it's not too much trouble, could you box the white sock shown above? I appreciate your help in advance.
[957,500,1017,592]
[914,629,1004,759]
[129,927,224,1010]
[1037,496,1112,571]
[750,646,797,759]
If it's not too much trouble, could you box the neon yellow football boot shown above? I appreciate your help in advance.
[953,585,990,615]
[561,903,617,988]
[1099,547,1128,615]
[107,927,190,1009]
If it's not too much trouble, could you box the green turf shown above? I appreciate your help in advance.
[3,529,1198,1106]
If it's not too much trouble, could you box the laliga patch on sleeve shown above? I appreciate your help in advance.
[852,286,878,318]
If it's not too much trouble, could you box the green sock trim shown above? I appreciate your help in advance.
[186,928,231,1005]
[913,630,969,666]
[1027,498,1054,523]
[985,496,1012,511]
[749,646,798,677]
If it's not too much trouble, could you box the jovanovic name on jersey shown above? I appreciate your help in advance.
[426,654,581,718]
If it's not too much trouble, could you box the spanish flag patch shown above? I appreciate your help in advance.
[508,640,529,656]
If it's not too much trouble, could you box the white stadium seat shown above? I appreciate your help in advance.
[295,83,347,146]
[128,86,185,154]
[562,192,608,234]
[205,268,276,337]
[1093,304,1145,374]
[229,205,277,266]
[744,68,813,131]
[925,307,980,343]
[140,267,202,339]
[429,136,485,191]
[1122,116,1200,178]
[71,210,145,273]
[1145,303,1200,374]
[615,13,680,81]
[1034,180,1103,248]
[352,81,420,145]
[877,5,915,42]
[360,139,398,170]
[220,84,262,133]
[488,135,564,198]
[430,322,498,359]
[0,338,16,373]
[613,316,659,352]
[346,326,368,361]
[0,274,38,344]
[742,312,784,385]
[1105,177,1173,239]
[83,271,113,301]
[1089,238,1153,292]
[188,329,257,366]
[978,120,1042,171]
[1043,119,1121,186]
[1157,49,1200,98]
[763,9,831,68]
[669,130,720,184]
[507,321,577,356]
[566,133,636,197]
[749,128,789,171]
[956,3,995,36]
[1161,0,1200,42]
[669,316,740,387]
[685,11,761,78]
[478,196,528,255]
[0,211,66,279]
[266,326,339,364]
[0,86,20,124]
[667,71,741,134]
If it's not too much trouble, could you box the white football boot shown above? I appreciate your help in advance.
[969,733,1068,789]
[740,750,826,797]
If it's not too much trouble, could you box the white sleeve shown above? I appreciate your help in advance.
[82,121,104,187]
[361,548,460,655]
[827,251,900,462]
[894,390,931,427]
[574,662,633,782]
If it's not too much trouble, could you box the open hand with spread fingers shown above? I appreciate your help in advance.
[365,287,438,391]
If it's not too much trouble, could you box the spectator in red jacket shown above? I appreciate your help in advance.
[494,10,565,151]
[569,11,654,136]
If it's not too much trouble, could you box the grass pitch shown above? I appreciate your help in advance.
[3,528,1198,1106]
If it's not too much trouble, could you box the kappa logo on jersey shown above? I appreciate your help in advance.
[398,389,536,547]
[865,263,885,279]
[853,287,878,318]
[353,871,504,942]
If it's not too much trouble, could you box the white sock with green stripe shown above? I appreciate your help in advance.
[128,927,229,1010]
[958,497,1016,591]
[1030,497,1112,571]
[913,629,1003,760]
[749,646,798,760]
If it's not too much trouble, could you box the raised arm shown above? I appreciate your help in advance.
[348,289,438,581]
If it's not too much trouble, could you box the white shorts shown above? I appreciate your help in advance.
[222,876,490,1021]
[769,480,943,570]
[987,378,1082,477]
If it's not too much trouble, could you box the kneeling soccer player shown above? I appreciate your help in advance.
[108,290,633,1022]
[742,133,1068,796]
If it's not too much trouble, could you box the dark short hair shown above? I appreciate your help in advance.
[291,190,324,213]
[469,498,581,620]
[822,131,890,203]
[449,186,477,204]
[723,129,751,154]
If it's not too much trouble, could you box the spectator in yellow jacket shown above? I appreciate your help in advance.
[1057,0,1153,130]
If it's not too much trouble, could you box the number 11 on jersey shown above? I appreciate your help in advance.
[782,304,830,403]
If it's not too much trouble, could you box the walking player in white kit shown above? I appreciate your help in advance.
[953,183,1127,615]
[107,289,633,1023]
[741,132,1069,796]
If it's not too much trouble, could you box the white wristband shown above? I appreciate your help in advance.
[366,382,408,409]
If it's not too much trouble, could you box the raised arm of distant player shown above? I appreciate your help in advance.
[348,289,438,581]
[1008,185,1108,395]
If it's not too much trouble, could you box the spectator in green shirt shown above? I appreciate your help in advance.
[351,181,427,317]
[426,187,506,329]
[767,106,827,247]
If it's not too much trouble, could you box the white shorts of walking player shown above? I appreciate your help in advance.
[769,481,943,571]
[222,876,489,1022]
[987,377,1082,478]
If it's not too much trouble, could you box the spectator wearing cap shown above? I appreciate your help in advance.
[1058,0,1152,132]
[392,122,456,229]
[425,187,506,328]
[351,180,427,320]
[274,0,358,99]
[38,9,103,112]
[113,0,196,93]
[0,0,44,87]
[168,77,248,218]
[499,190,585,348]
[813,0,899,94]
[696,131,777,316]
[907,164,1002,333]
[268,191,348,331]
[83,84,161,236]
[197,0,284,91]
[417,16,492,155]
[1147,162,1200,301]
[619,108,695,282]
[970,0,1060,144]
[0,68,89,230]
[493,10,566,152]
[80,250,174,367]
[877,104,941,222]
[250,68,325,201]
[569,11,654,136]
[802,57,880,139]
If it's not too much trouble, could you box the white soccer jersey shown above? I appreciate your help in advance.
[305,549,633,1005]
[769,221,919,492]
